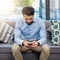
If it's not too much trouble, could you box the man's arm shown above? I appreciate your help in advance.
[14,20,23,45]
[38,21,47,45]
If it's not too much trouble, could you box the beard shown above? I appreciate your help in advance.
[26,21,33,25]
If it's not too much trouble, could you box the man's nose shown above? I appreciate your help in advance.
[28,20,31,22]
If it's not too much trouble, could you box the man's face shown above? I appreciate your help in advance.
[23,14,34,25]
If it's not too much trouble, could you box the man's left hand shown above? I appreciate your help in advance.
[30,41,39,48]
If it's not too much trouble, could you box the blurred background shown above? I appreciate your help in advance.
[0,0,60,21]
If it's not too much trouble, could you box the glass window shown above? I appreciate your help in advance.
[39,0,46,20]
[39,0,60,20]
[50,0,60,20]
[32,0,39,18]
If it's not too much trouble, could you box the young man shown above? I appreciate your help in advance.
[12,6,50,60]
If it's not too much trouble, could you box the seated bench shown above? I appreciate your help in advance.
[0,43,60,60]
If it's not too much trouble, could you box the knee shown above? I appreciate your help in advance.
[12,43,21,53]
[42,44,50,54]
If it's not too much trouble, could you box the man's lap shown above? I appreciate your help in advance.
[12,43,49,53]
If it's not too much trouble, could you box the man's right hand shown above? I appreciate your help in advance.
[23,41,29,47]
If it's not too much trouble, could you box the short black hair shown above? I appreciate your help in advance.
[22,6,35,16]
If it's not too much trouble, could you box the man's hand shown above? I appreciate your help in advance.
[23,41,39,48]
[23,41,29,47]
[30,41,39,48]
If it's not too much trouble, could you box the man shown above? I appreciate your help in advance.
[12,6,50,60]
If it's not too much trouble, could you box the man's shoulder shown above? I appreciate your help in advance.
[35,18,44,24]
[16,17,24,23]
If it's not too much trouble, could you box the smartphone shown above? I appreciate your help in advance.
[28,42,32,45]
[28,43,32,45]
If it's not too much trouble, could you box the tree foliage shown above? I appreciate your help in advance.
[13,0,33,7]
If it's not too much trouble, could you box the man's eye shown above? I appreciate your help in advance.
[30,18,32,20]
[26,19,28,20]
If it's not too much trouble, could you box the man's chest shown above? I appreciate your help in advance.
[20,24,40,35]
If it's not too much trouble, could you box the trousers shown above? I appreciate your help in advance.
[12,43,50,60]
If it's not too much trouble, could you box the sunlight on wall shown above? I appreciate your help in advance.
[0,0,15,15]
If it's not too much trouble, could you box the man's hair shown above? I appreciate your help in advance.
[22,6,35,16]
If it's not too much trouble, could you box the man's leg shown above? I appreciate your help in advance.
[12,43,30,60]
[31,44,50,60]
[40,44,50,60]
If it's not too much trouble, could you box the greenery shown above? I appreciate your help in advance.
[13,0,33,7]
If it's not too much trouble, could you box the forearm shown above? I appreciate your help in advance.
[38,38,47,45]
[15,37,24,45]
